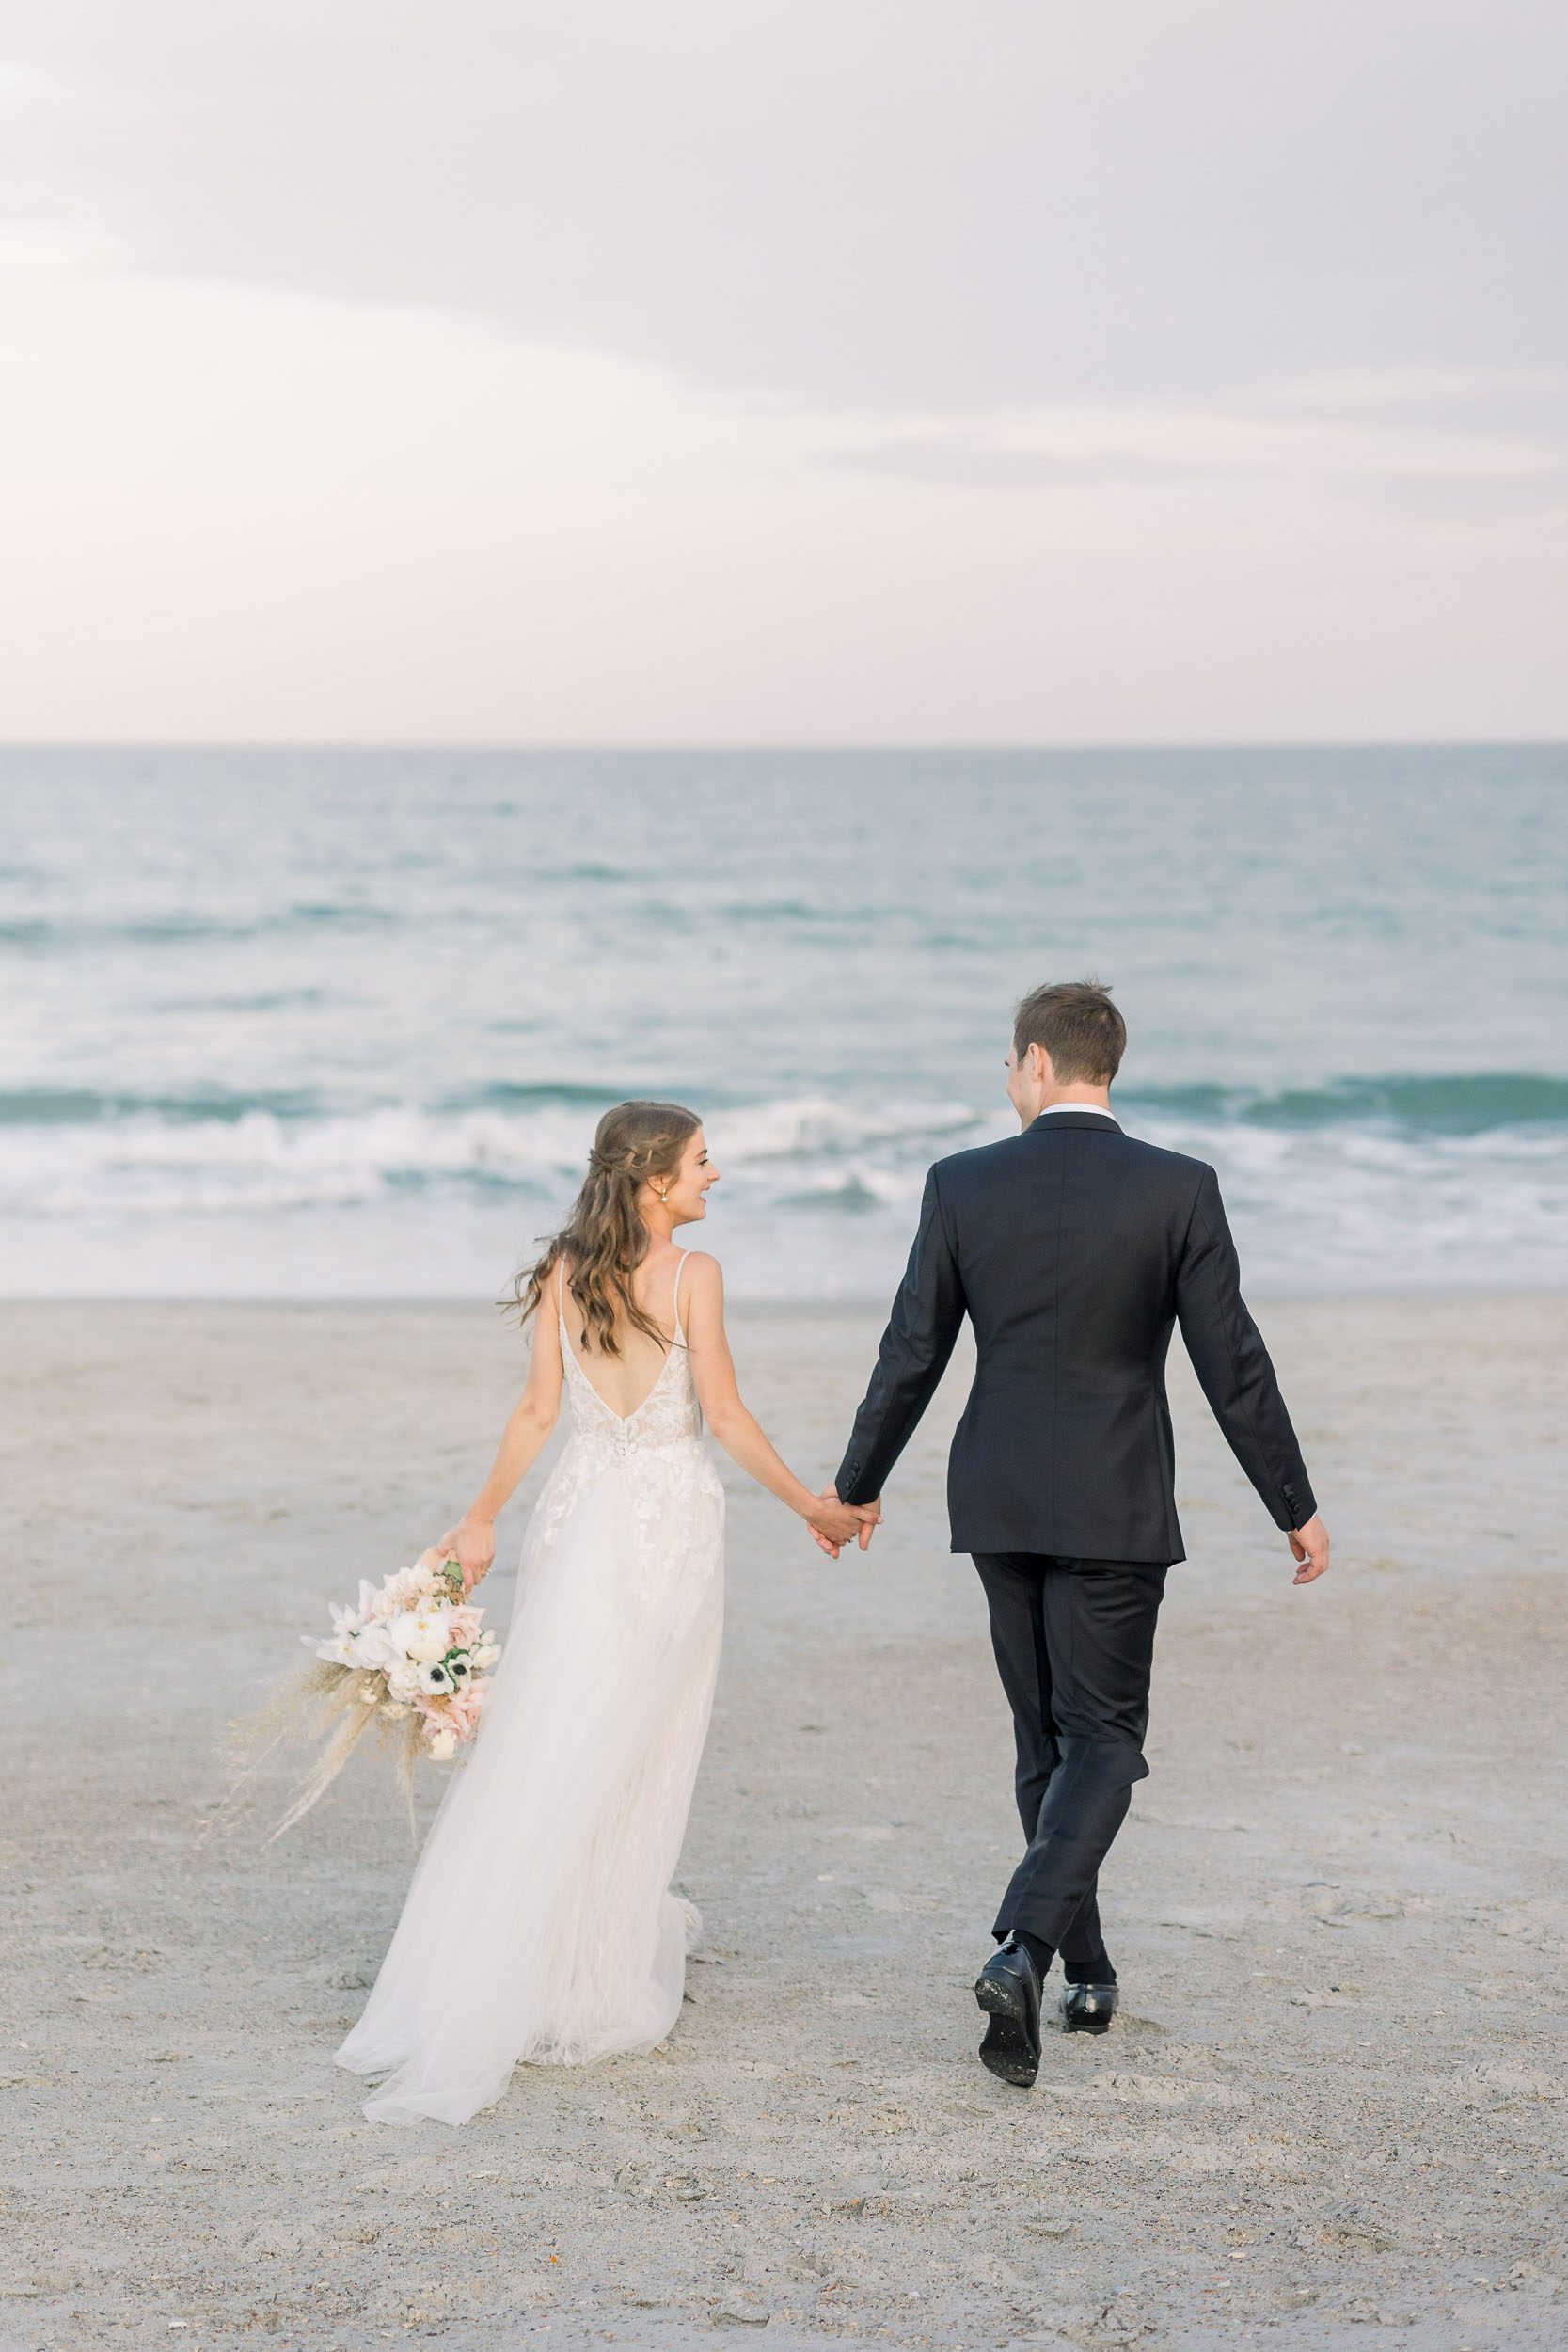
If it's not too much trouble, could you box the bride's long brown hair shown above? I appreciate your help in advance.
[508,1099,702,1357]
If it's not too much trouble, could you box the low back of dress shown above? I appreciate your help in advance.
[556,1255,703,1456]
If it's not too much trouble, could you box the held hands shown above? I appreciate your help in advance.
[1288,1513,1330,1585]
[436,1516,496,1594]
[807,1486,881,1559]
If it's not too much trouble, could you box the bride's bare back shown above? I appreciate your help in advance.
[557,1244,687,1422]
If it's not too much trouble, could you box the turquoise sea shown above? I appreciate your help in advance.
[2,745,1563,1299]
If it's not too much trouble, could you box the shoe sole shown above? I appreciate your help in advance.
[974,1971,1040,2088]
[1062,2009,1114,2035]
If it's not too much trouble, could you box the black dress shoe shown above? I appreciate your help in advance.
[974,1937,1042,2088]
[1061,1980,1118,2035]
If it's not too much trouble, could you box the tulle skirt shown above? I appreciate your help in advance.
[336,1436,724,2125]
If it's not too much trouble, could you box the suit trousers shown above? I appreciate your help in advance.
[974,1551,1166,1951]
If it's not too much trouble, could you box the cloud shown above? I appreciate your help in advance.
[814,376,1568,530]
[820,437,1206,489]
[0,7,1563,739]
[0,1,1564,417]
[1335,467,1568,522]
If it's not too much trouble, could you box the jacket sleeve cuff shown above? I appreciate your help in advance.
[1278,1476,1315,1530]
[836,1452,869,1506]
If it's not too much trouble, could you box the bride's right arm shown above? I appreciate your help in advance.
[437,1275,564,1589]
[683,1253,871,1549]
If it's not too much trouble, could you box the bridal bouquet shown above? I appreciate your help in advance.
[230,1549,501,1840]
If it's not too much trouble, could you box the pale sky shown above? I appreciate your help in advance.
[1,1,1564,743]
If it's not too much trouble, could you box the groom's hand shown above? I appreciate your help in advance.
[1288,1514,1329,1585]
[851,1495,882,1551]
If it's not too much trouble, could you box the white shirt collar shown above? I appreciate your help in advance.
[1035,1103,1119,1126]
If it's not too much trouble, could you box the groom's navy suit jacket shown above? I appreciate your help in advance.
[834,1109,1316,1564]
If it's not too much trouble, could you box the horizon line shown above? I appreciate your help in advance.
[1,735,1565,756]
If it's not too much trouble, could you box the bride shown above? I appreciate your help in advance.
[336,1099,871,2125]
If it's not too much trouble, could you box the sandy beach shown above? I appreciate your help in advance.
[4,1295,1566,2351]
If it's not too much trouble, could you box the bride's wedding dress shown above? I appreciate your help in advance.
[337,1257,725,2125]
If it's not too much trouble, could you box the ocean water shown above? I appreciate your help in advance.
[2,745,1564,1301]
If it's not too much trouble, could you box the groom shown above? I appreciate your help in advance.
[822,980,1328,2087]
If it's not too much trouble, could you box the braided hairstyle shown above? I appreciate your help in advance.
[509,1099,702,1356]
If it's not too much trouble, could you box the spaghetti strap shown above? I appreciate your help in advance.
[671,1252,688,1345]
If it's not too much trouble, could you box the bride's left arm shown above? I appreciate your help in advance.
[683,1253,869,1549]
[436,1276,564,1589]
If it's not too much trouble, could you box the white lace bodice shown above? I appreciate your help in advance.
[556,1256,705,1462]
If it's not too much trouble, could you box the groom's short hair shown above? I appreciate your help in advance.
[1013,980,1126,1084]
